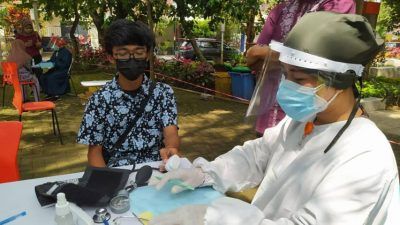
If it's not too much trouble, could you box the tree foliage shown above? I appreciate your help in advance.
[192,19,216,38]
[378,0,400,33]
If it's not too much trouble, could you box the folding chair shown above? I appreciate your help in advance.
[0,121,23,183]
[9,62,63,144]
[1,61,40,107]
[68,59,77,96]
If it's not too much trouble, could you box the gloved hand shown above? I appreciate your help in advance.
[149,204,207,225]
[149,168,205,194]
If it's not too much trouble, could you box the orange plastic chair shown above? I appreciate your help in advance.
[1,61,39,107]
[0,121,23,183]
[8,62,63,144]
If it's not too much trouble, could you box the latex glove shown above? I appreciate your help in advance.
[150,168,205,194]
[165,155,193,171]
[149,204,207,225]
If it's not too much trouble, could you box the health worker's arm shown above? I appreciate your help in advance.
[193,135,272,193]
[204,151,399,225]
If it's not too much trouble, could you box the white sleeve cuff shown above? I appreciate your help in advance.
[193,157,216,187]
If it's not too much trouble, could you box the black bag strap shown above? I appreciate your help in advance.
[110,81,156,152]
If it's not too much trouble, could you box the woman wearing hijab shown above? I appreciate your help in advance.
[7,39,41,101]
[40,38,73,101]
[15,17,43,78]
[246,0,355,137]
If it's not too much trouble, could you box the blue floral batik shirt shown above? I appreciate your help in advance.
[77,75,178,167]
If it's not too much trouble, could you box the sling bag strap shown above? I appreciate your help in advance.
[104,81,157,164]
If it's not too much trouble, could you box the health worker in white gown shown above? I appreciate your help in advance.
[149,12,400,225]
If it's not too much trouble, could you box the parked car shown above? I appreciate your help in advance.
[177,38,240,61]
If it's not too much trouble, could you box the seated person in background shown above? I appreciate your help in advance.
[7,39,41,101]
[77,19,179,168]
[40,38,73,101]
[149,12,399,225]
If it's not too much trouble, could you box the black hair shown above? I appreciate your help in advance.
[317,70,357,90]
[104,19,155,55]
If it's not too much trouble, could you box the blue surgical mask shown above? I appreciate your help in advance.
[277,79,338,122]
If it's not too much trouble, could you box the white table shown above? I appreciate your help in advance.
[80,80,111,87]
[0,162,160,225]
[80,80,111,94]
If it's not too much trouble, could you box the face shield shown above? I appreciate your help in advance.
[246,41,364,121]
[245,49,283,119]
[250,11,383,154]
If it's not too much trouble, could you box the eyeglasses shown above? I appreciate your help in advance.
[114,51,147,61]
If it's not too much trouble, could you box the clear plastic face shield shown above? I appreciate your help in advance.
[246,49,283,118]
[246,41,364,122]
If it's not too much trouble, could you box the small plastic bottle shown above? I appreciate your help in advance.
[55,193,75,225]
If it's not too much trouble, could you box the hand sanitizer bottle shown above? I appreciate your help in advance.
[55,193,75,225]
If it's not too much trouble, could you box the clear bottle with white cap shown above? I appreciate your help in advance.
[55,192,75,225]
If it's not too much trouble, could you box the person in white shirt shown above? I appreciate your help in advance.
[149,12,400,225]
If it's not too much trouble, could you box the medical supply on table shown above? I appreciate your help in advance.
[55,193,74,225]
[93,208,111,224]
[111,214,150,225]
[153,175,195,191]
[126,165,153,191]
[110,165,154,214]
[55,192,94,225]
[0,211,27,225]
[165,155,192,171]
[109,190,130,214]
[130,182,223,216]
[35,165,136,207]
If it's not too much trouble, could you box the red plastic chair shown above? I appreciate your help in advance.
[0,121,23,183]
[8,62,63,144]
[1,61,39,107]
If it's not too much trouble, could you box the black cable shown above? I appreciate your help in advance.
[324,97,360,153]
[324,77,363,154]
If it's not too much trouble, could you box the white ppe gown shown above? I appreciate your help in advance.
[194,117,399,225]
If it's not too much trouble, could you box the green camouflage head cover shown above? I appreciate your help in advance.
[271,11,384,89]
[284,11,383,66]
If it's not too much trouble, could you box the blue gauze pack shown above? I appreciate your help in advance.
[130,182,223,216]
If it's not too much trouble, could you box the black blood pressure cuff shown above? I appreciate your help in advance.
[34,165,134,207]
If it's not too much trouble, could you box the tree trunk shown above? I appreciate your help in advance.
[177,20,206,62]
[115,0,129,19]
[176,2,206,62]
[355,0,364,15]
[70,4,80,59]
[90,9,105,48]
[145,0,155,80]
[190,38,206,62]
[245,11,256,51]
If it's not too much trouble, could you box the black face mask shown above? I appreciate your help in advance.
[116,58,147,81]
